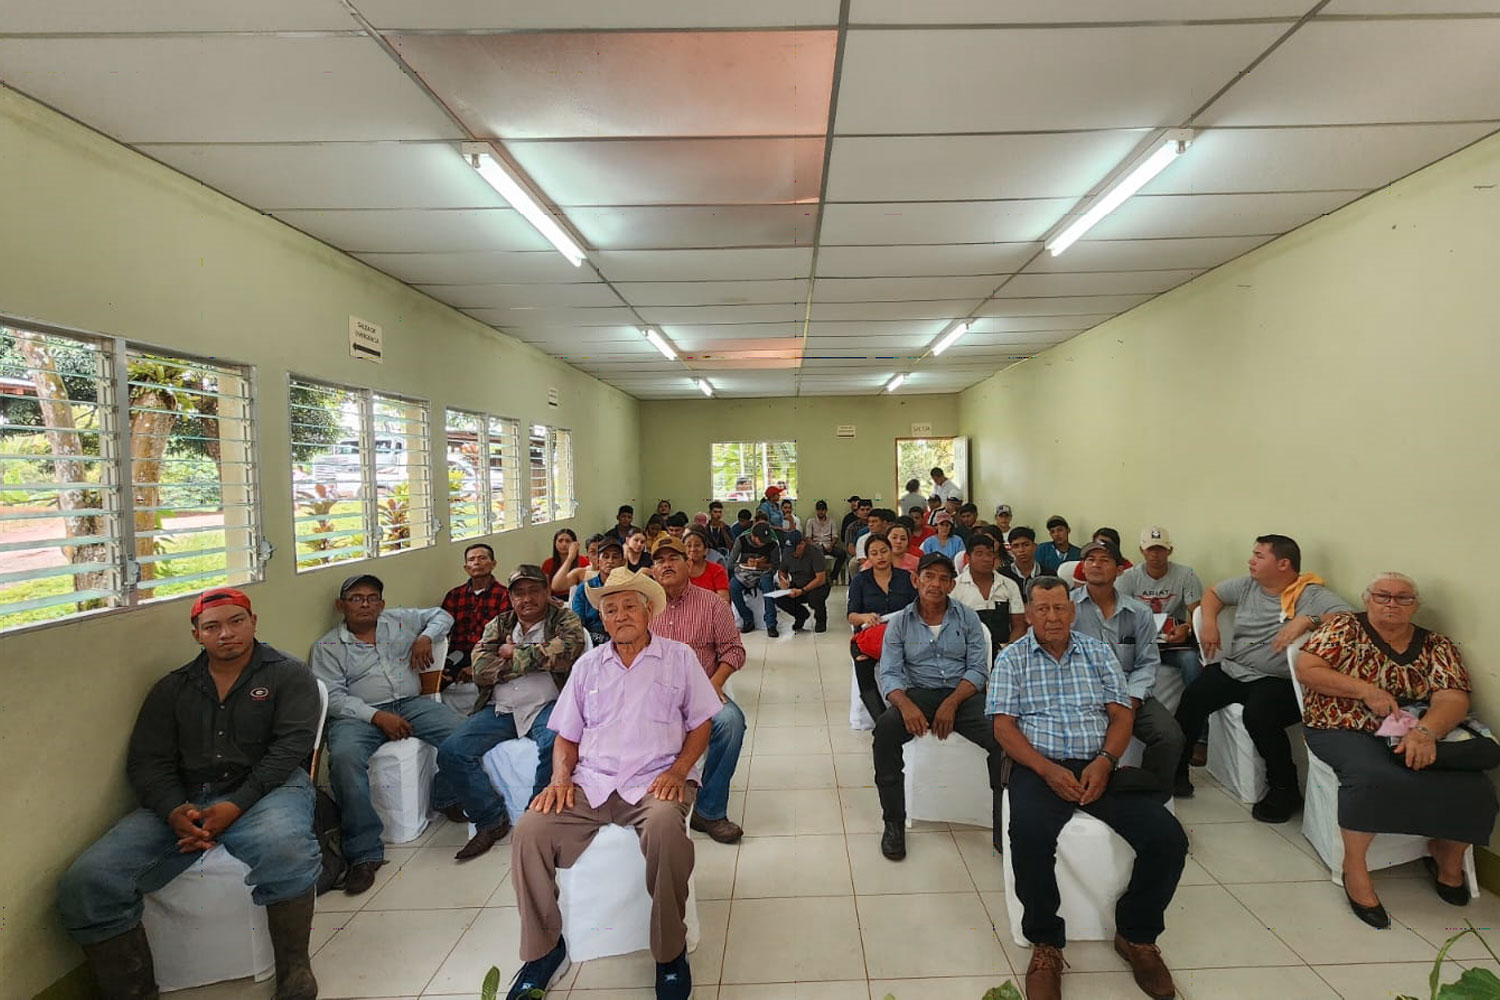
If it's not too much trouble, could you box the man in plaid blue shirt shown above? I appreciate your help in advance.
[988,577,1187,1000]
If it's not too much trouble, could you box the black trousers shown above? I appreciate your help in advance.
[772,583,830,627]
[1173,663,1301,790]
[852,652,885,721]
[872,688,1004,840]
[1008,759,1188,948]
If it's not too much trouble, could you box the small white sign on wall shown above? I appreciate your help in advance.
[910,422,933,436]
[349,316,383,363]
[835,424,856,438]
[547,386,559,407]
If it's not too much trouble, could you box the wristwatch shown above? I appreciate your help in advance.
[1308,614,1323,629]
[1415,724,1435,739]
[1096,749,1120,769]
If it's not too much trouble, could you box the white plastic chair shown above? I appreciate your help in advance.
[1056,561,1082,587]
[1287,640,1480,896]
[902,628,997,827]
[369,637,449,844]
[140,680,330,991]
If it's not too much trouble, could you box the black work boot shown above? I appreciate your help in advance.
[81,925,158,1000]
[266,889,319,1000]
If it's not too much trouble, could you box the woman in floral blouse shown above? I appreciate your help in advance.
[1296,572,1497,928]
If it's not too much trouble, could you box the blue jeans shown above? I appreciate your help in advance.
[437,702,557,831]
[695,697,746,821]
[58,771,320,945]
[1163,646,1207,741]
[730,571,778,629]
[327,697,465,864]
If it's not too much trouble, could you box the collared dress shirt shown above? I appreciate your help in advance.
[877,599,990,699]
[986,630,1130,761]
[440,579,511,653]
[309,607,454,722]
[653,584,746,679]
[1071,585,1163,702]
[548,634,723,808]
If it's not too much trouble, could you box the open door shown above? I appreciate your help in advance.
[952,436,971,500]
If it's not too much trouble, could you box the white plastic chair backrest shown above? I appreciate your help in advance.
[426,635,450,703]
[1286,634,1311,710]
[311,679,330,777]
[1056,561,1081,587]
[1191,605,1236,664]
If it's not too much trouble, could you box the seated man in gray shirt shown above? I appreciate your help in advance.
[873,553,1003,863]
[1174,534,1352,821]
[765,530,830,635]
[1071,541,1185,796]
[310,573,463,894]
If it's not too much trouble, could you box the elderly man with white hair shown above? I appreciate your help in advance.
[1296,571,1499,929]
[505,568,722,1000]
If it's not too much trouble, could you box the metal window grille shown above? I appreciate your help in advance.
[550,427,576,521]
[710,441,798,504]
[528,423,551,526]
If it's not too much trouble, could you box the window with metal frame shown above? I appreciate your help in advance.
[550,427,576,522]
[528,423,551,526]
[290,376,434,572]
[710,441,798,504]
[444,409,521,538]
[1,322,264,633]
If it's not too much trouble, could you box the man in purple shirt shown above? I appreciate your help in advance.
[506,568,721,1000]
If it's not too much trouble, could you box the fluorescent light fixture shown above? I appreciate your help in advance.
[697,378,714,397]
[1046,130,1193,257]
[643,328,677,361]
[932,321,970,356]
[885,373,906,393]
[463,144,586,267]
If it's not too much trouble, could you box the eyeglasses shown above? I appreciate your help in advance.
[1369,592,1417,607]
[343,594,384,605]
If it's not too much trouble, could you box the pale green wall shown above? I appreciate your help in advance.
[638,394,960,519]
[959,130,1500,807]
[0,85,640,998]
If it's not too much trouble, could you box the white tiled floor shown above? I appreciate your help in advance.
[173,589,1500,999]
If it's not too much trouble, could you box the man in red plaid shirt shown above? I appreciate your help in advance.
[441,543,511,689]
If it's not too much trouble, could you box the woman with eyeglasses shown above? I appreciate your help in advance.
[1296,571,1498,929]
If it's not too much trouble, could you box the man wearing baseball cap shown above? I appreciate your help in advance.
[1119,527,1209,765]
[767,530,831,635]
[993,504,1014,544]
[727,521,781,635]
[757,485,785,527]
[58,588,323,1000]
[309,574,462,894]
[438,565,587,862]
[1072,541,1186,796]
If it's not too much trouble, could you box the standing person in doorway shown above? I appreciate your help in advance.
[930,467,962,504]
[899,478,927,517]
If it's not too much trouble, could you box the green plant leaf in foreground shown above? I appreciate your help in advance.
[983,984,1025,1000]
[1437,967,1500,1000]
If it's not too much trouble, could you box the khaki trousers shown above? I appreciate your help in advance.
[511,786,696,962]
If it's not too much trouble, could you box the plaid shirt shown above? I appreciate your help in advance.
[986,629,1130,761]
[652,583,746,678]
[441,579,511,653]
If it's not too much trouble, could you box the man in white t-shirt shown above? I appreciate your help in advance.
[930,467,962,503]
[1119,526,1207,761]
[950,534,1026,653]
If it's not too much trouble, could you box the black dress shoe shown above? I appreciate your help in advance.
[1251,785,1302,824]
[343,859,385,896]
[766,626,779,638]
[1172,774,1195,799]
[814,622,827,633]
[739,623,755,634]
[1423,856,1471,906]
[1345,887,1391,929]
[881,820,906,861]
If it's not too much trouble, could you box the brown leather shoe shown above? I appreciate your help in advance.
[1114,934,1176,999]
[454,815,511,861]
[1025,943,1066,1000]
[689,812,744,844]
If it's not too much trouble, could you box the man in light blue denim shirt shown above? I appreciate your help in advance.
[309,573,464,895]
[872,552,1004,863]
[1071,541,1186,795]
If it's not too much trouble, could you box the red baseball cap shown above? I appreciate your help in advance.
[190,587,252,622]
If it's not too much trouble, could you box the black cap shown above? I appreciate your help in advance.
[916,552,957,577]
[597,536,624,554]
[507,564,550,587]
[751,523,773,540]
[1079,540,1125,565]
[339,573,384,598]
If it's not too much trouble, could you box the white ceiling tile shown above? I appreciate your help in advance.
[413,283,619,310]
[819,200,1072,244]
[353,250,582,285]
[816,244,1038,277]
[1082,190,1363,239]
[567,205,816,250]
[1142,123,1498,194]
[141,143,504,210]
[1201,21,1500,126]
[968,315,1115,334]
[850,0,1315,22]
[595,249,813,281]
[998,270,1203,298]
[813,276,1000,302]
[980,295,1153,316]
[1,0,357,31]
[516,328,648,345]
[278,210,550,254]
[637,303,808,325]
[805,320,950,339]
[825,132,1146,201]
[663,324,805,344]
[465,306,640,327]
[809,300,980,321]
[389,31,836,139]
[1025,236,1272,273]
[361,0,841,29]
[0,37,460,142]
[508,137,825,206]
[613,280,807,307]
[835,24,1288,133]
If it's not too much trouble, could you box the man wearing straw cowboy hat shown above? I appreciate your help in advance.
[506,568,722,1000]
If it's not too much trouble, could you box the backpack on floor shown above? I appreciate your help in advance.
[314,786,347,895]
